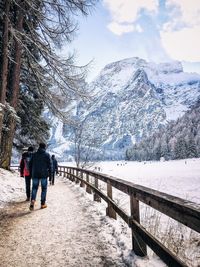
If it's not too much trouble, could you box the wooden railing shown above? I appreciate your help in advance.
[10,165,20,171]
[58,165,200,267]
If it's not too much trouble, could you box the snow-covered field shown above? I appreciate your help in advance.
[97,158,200,204]
[1,158,200,266]
[61,158,200,266]
[61,158,200,203]
[97,158,200,267]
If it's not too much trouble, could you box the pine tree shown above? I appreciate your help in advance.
[14,89,50,150]
[174,137,188,159]
[0,0,97,169]
[0,0,10,144]
[187,137,197,158]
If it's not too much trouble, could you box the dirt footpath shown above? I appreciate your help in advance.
[0,178,128,267]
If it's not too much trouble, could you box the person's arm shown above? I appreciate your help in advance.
[19,158,24,177]
[47,154,52,178]
[29,155,33,177]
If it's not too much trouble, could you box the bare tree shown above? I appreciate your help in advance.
[73,119,104,169]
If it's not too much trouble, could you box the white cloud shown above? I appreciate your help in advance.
[166,0,200,28]
[107,22,143,36]
[161,26,200,62]
[103,0,200,61]
[135,24,143,33]
[161,0,200,62]
[107,22,134,36]
[103,0,158,35]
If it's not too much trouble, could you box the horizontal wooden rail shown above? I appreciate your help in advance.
[59,166,200,267]
[70,171,129,224]
[60,167,200,234]
[10,165,19,170]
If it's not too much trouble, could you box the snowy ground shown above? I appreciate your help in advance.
[0,168,25,206]
[0,158,200,266]
[61,158,200,266]
[0,178,131,266]
[96,158,200,204]
[0,168,163,267]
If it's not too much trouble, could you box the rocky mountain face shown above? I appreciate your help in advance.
[48,57,200,161]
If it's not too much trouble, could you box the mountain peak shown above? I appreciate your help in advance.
[48,57,200,161]
[132,68,149,83]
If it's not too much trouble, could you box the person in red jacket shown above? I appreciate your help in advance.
[20,146,34,201]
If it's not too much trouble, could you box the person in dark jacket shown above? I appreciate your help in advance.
[20,146,34,201]
[50,155,58,185]
[29,143,52,210]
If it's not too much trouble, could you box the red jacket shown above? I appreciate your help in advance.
[20,152,32,177]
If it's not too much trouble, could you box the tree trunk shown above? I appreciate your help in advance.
[0,5,24,169]
[0,0,10,147]
[0,115,17,169]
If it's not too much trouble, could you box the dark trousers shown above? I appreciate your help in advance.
[52,172,55,185]
[25,176,31,199]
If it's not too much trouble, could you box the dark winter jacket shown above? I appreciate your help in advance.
[20,152,32,177]
[30,148,52,178]
[51,158,58,173]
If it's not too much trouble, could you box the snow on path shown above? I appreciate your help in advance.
[0,178,127,267]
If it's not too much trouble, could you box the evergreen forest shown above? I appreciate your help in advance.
[126,100,200,161]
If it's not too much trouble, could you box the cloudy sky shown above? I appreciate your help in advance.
[65,0,200,81]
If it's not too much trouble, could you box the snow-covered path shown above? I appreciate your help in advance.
[0,178,127,267]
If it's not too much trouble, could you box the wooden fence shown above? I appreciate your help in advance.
[58,165,200,267]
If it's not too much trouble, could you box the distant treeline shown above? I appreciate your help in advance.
[126,100,200,161]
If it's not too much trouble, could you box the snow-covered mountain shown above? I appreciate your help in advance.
[48,57,200,160]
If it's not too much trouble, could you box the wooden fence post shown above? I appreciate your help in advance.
[69,168,72,181]
[106,181,117,219]
[75,169,79,183]
[94,176,101,202]
[71,168,74,182]
[130,195,147,257]
[80,171,85,187]
[68,168,70,180]
[86,173,92,194]
[68,168,71,180]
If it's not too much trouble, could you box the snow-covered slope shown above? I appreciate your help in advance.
[48,57,200,160]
